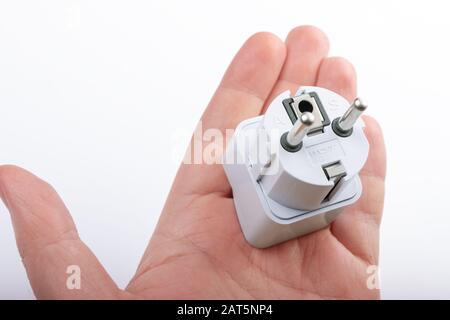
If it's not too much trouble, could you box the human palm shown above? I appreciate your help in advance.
[0,26,385,299]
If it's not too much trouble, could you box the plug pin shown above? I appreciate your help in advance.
[332,97,367,137]
[280,112,315,152]
[287,112,315,146]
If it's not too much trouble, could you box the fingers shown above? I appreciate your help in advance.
[171,32,286,196]
[0,165,124,299]
[314,56,386,264]
[330,117,386,265]
[201,32,286,131]
[262,26,329,112]
[314,57,386,264]
[359,116,387,183]
[351,115,387,229]
[315,57,357,101]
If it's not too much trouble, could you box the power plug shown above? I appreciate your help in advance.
[223,86,369,248]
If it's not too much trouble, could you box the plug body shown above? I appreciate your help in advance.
[223,86,369,248]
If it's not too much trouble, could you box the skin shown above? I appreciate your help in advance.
[0,26,386,299]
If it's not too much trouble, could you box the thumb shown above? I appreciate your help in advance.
[0,165,127,299]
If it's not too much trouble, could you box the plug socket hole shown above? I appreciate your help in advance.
[298,100,313,113]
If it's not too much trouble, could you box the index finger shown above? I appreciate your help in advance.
[172,32,286,196]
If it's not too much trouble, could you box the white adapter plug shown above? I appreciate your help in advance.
[223,86,369,248]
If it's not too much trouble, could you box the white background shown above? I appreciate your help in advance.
[0,0,449,299]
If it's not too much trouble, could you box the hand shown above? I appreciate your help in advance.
[0,26,386,299]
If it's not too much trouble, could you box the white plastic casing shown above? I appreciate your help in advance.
[223,86,369,248]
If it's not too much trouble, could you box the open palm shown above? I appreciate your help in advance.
[0,26,386,299]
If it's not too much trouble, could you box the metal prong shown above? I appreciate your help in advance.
[286,112,315,147]
[337,97,368,132]
[322,161,347,202]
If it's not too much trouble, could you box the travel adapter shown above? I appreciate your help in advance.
[224,86,369,248]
